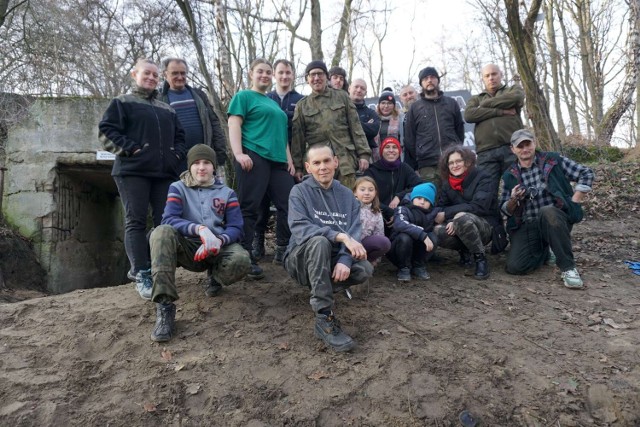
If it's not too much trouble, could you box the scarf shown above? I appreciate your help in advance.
[448,170,469,193]
[378,158,401,171]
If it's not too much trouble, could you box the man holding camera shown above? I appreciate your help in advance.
[500,130,594,289]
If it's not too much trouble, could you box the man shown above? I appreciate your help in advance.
[399,85,417,113]
[328,66,349,91]
[160,58,228,172]
[404,67,464,186]
[148,144,251,342]
[252,59,304,263]
[464,64,524,193]
[349,78,380,155]
[292,60,371,189]
[501,130,594,289]
[285,144,373,352]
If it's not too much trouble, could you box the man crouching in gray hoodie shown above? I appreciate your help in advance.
[284,144,373,352]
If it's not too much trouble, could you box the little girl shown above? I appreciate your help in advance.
[353,177,391,265]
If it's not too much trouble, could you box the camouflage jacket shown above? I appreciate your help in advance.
[291,88,371,177]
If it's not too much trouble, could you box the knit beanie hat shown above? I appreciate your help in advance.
[378,91,396,105]
[328,66,347,78]
[305,60,328,76]
[418,67,440,83]
[411,182,436,205]
[379,136,402,157]
[187,144,217,170]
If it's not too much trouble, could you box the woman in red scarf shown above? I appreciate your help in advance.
[434,146,501,279]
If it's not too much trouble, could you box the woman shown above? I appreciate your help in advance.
[364,137,423,233]
[228,58,295,279]
[434,146,501,280]
[375,90,404,160]
[99,58,186,300]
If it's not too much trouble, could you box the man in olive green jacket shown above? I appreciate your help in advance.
[292,60,371,189]
[464,64,524,194]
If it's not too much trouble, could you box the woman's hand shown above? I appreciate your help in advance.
[445,222,456,236]
[434,211,445,224]
[235,153,253,171]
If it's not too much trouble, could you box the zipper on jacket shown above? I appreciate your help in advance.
[433,103,442,155]
[150,99,165,162]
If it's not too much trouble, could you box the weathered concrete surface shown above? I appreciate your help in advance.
[2,97,127,293]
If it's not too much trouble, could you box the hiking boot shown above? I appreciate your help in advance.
[247,262,264,280]
[473,253,490,280]
[545,248,557,266]
[458,250,473,268]
[397,267,411,282]
[150,302,176,342]
[251,233,266,261]
[272,245,287,265]
[314,312,356,352]
[411,266,430,280]
[204,268,222,297]
[561,268,584,289]
[135,269,153,300]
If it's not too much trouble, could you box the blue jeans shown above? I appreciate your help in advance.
[114,175,173,273]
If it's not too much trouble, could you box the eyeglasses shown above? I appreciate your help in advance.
[169,71,187,76]
[448,159,464,166]
[308,71,325,79]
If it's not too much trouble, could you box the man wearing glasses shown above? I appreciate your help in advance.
[500,129,594,289]
[291,60,371,189]
[160,58,228,174]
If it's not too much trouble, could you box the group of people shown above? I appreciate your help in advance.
[98,57,594,353]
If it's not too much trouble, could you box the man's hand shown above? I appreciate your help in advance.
[197,226,221,257]
[502,108,517,116]
[389,196,401,209]
[434,211,445,224]
[295,171,304,182]
[511,184,526,200]
[423,236,434,252]
[332,262,351,282]
[342,236,367,260]
[194,244,208,262]
[572,191,586,203]
[358,158,369,172]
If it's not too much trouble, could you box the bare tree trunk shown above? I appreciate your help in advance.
[309,0,322,60]
[557,2,582,135]
[214,0,234,103]
[0,0,27,29]
[544,1,566,141]
[331,0,352,67]
[596,0,640,145]
[504,0,560,150]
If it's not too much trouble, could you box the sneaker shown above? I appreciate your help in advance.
[251,233,266,261]
[561,268,584,289]
[314,313,356,352]
[545,248,557,267]
[135,269,153,300]
[272,245,287,265]
[127,269,136,282]
[204,271,222,297]
[150,302,176,342]
[411,266,430,280]
[397,267,411,282]
[247,262,264,280]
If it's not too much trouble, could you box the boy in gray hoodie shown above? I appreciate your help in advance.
[284,144,373,352]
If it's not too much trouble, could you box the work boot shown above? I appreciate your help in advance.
[247,256,264,280]
[314,312,356,352]
[204,267,222,297]
[458,250,473,268]
[272,245,287,265]
[411,266,430,280]
[150,302,176,342]
[251,232,266,261]
[397,267,411,282]
[473,253,490,280]
[135,269,153,300]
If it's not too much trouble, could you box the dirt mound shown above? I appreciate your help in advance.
[0,224,47,302]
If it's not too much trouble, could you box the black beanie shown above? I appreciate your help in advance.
[328,66,347,78]
[418,67,440,82]
[187,144,217,170]
[305,60,328,76]
[378,91,396,104]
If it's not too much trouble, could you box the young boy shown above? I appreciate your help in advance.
[387,182,441,281]
[148,144,251,342]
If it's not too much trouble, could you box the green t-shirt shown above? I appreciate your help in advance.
[228,90,288,163]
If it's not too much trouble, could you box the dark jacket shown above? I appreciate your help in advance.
[364,161,424,219]
[404,92,464,169]
[438,168,501,227]
[391,197,442,242]
[159,82,228,166]
[99,87,186,179]
[354,102,381,149]
[502,152,585,233]
[464,84,524,153]
[267,89,304,144]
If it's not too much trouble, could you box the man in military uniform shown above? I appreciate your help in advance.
[292,60,371,189]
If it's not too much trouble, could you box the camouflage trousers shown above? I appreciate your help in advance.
[434,212,492,255]
[149,225,251,303]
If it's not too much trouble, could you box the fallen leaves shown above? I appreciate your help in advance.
[142,402,157,412]
[161,348,172,361]
[307,371,330,381]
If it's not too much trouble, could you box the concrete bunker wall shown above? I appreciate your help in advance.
[2,97,127,293]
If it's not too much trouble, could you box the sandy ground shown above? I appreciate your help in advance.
[0,216,639,426]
